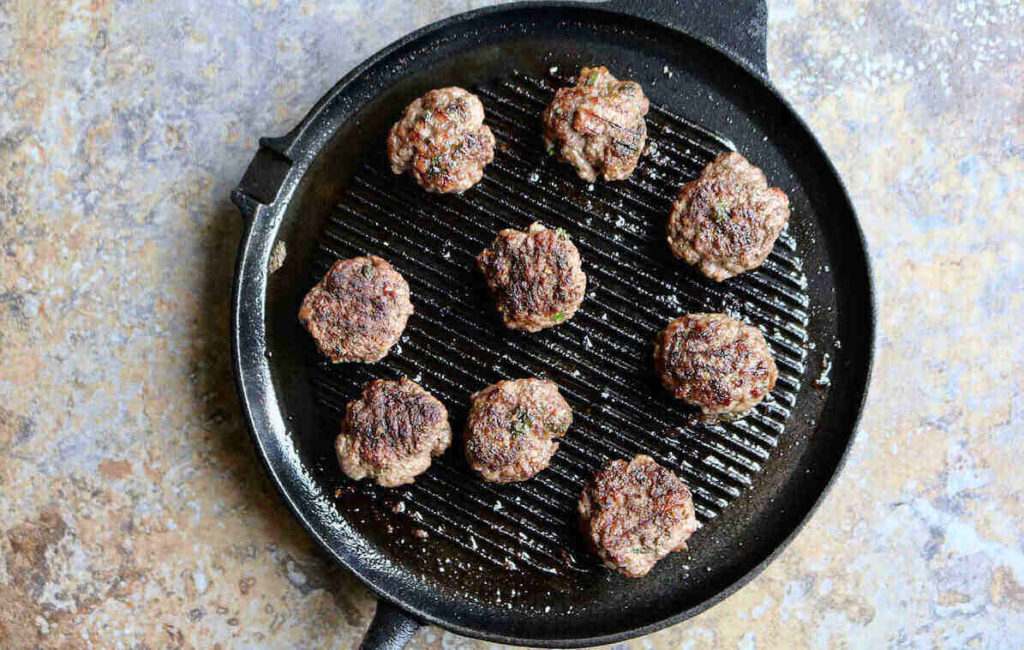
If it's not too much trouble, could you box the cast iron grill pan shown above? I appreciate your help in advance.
[231,2,874,647]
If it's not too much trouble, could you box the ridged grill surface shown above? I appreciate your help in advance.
[309,71,809,577]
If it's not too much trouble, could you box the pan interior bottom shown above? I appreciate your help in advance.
[302,71,810,597]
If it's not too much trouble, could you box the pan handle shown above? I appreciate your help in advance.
[230,133,296,222]
[358,600,421,650]
[603,0,769,79]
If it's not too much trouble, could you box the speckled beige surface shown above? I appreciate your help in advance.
[1,1,1022,648]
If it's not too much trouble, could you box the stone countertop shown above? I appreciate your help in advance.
[1,1,1021,648]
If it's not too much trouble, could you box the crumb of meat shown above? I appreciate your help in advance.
[269,240,287,274]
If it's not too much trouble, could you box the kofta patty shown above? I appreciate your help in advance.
[464,378,572,483]
[667,152,790,281]
[542,66,649,182]
[476,222,586,332]
[298,256,413,363]
[335,378,451,487]
[654,313,778,416]
[386,86,496,193]
[578,455,698,578]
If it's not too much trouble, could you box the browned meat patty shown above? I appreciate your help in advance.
[667,152,790,281]
[654,313,778,416]
[542,66,649,182]
[578,455,698,578]
[464,378,572,483]
[298,256,413,363]
[476,222,586,332]
[386,86,496,193]
[335,378,451,487]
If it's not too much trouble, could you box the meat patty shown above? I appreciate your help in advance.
[464,378,572,483]
[386,86,496,193]
[335,378,452,487]
[654,313,778,416]
[542,66,649,182]
[476,222,586,332]
[667,152,790,281]
[578,455,698,578]
[298,256,413,363]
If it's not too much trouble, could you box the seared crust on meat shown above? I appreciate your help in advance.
[542,66,649,182]
[654,313,778,416]
[476,222,586,332]
[464,378,572,483]
[335,378,451,487]
[667,152,790,281]
[298,256,413,363]
[386,87,495,193]
[578,455,698,578]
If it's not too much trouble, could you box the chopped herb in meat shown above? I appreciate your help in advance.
[429,154,445,176]
[510,408,533,437]
[712,202,731,225]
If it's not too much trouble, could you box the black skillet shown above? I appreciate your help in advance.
[230,1,875,647]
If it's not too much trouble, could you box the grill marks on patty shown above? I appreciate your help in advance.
[477,222,587,332]
[654,313,778,417]
[543,66,650,182]
[336,378,452,487]
[667,153,790,281]
[387,86,496,194]
[298,256,413,363]
[464,378,572,483]
[579,454,698,578]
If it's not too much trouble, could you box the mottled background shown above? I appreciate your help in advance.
[0,0,1021,648]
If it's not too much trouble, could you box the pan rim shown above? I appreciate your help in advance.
[230,2,876,646]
